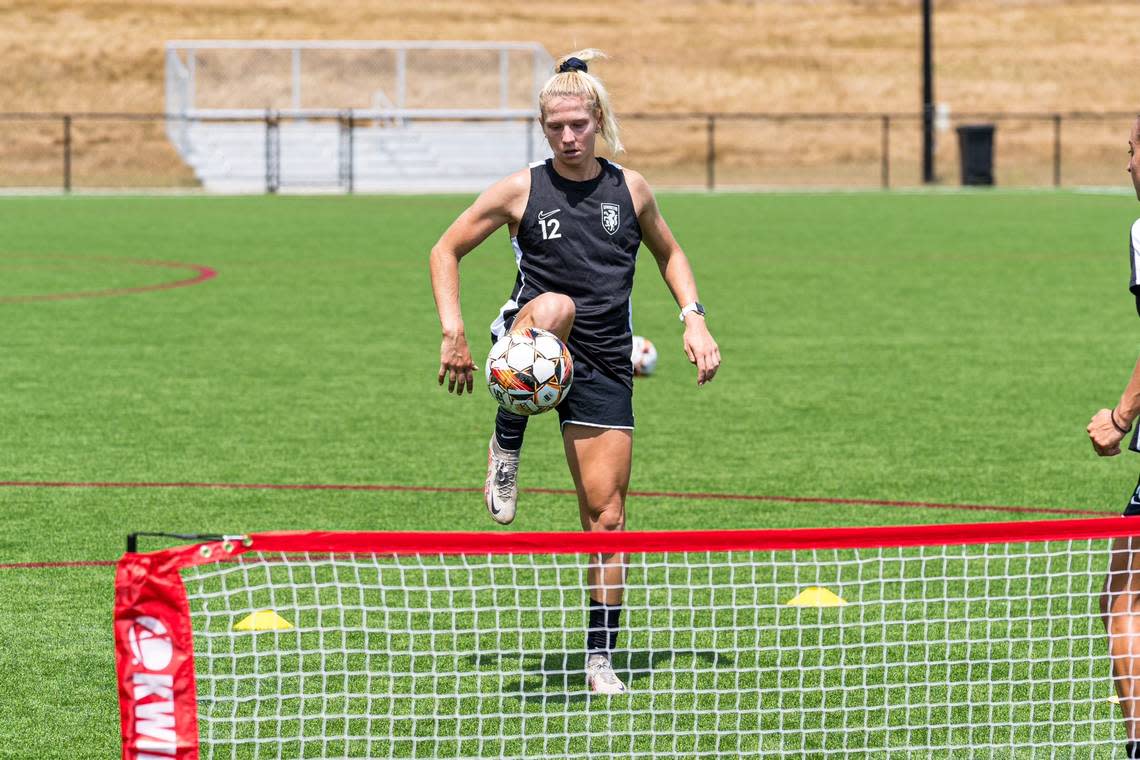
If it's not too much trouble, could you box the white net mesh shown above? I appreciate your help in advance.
[181,540,1121,758]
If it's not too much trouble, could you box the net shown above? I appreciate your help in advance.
[115,519,1138,759]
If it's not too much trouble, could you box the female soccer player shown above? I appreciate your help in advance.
[429,49,720,694]
[1087,115,1140,757]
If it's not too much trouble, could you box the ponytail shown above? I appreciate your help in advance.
[539,49,624,154]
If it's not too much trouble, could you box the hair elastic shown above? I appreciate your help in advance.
[1112,407,1132,435]
[558,57,588,74]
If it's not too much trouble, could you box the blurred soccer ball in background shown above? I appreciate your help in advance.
[631,335,658,376]
[486,327,573,415]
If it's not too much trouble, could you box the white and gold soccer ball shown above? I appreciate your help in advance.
[486,327,573,415]
[631,335,658,377]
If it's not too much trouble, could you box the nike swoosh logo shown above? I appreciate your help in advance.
[537,209,561,220]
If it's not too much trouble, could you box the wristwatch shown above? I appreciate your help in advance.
[679,301,706,322]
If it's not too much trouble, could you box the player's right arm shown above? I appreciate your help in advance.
[430,170,529,395]
[1089,355,1140,456]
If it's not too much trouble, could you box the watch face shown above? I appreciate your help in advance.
[693,302,705,315]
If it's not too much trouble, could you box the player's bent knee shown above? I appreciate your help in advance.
[530,292,575,325]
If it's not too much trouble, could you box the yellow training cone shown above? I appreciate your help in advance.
[234,609,294,631]
[785,587,848,607]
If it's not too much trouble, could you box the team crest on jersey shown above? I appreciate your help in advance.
[601,203,620,235]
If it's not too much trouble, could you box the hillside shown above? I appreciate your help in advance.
[2,0,1137,187]
[5,0,1139,114]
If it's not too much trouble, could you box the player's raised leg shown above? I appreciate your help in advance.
[485,292,577,524]
[1102,536,1140,752]
[563,423,631,693]
[511,292,576,342]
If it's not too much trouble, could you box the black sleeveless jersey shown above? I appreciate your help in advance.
[491,158,643,387]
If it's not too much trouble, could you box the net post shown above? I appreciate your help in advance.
[124,531,240,553]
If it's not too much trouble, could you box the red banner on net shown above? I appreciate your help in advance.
[114,552,200,760]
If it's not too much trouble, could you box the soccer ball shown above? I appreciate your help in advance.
[486,327,573,416]
[631,335,658,376]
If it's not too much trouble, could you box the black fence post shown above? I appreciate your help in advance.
[881,114,891,189]
[706,115,716,191]
[62,114,72,193]
[347,110,355,194]
[921,0,935,183]
[265,110,280,194]
[338,110,355,194]
[1052,114,1062,188]
[337,112,345,190]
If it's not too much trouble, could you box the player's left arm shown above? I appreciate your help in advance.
[626,170,721,386]
[1088,353,1140,456]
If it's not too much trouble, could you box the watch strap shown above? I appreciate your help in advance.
[679,301,705,322]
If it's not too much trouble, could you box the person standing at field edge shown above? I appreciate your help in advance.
[429,49,721,694]
[1087,115,1140,758]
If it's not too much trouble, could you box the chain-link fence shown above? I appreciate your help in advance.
[0,110,1133,193]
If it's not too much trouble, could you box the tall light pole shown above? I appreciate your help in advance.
[922,0,935,183]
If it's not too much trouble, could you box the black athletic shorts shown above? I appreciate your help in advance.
[489,328,634,431]
[1125,474,1140,516]
[555,361,634,431]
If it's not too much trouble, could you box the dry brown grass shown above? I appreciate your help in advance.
[3,0,1139,186]
[6,0,1140,114]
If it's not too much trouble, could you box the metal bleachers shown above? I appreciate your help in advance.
[176,117,550,193]
[165,41,554,193]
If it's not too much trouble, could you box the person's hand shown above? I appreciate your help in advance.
[682,318,720,386]
[1088,408,1129,457]
[439,331,478,395]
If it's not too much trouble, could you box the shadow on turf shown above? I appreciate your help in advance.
[468,649,726,703]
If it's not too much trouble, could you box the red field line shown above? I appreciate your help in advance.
[0,258,216,303]
[0,478,1110,516]
[0,560,115,569]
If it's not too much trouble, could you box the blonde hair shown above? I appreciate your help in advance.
[539,49,624,154]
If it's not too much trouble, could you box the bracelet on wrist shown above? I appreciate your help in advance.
[1112,408,1132,435]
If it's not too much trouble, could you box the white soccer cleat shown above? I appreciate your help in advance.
[485,437,520,525]
[586,653,627,695]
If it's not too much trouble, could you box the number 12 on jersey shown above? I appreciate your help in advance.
[540,218,562,240]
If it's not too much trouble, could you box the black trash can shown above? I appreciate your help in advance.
[955,124,995,186]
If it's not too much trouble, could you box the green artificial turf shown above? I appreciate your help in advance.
[1,190,1139,757]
